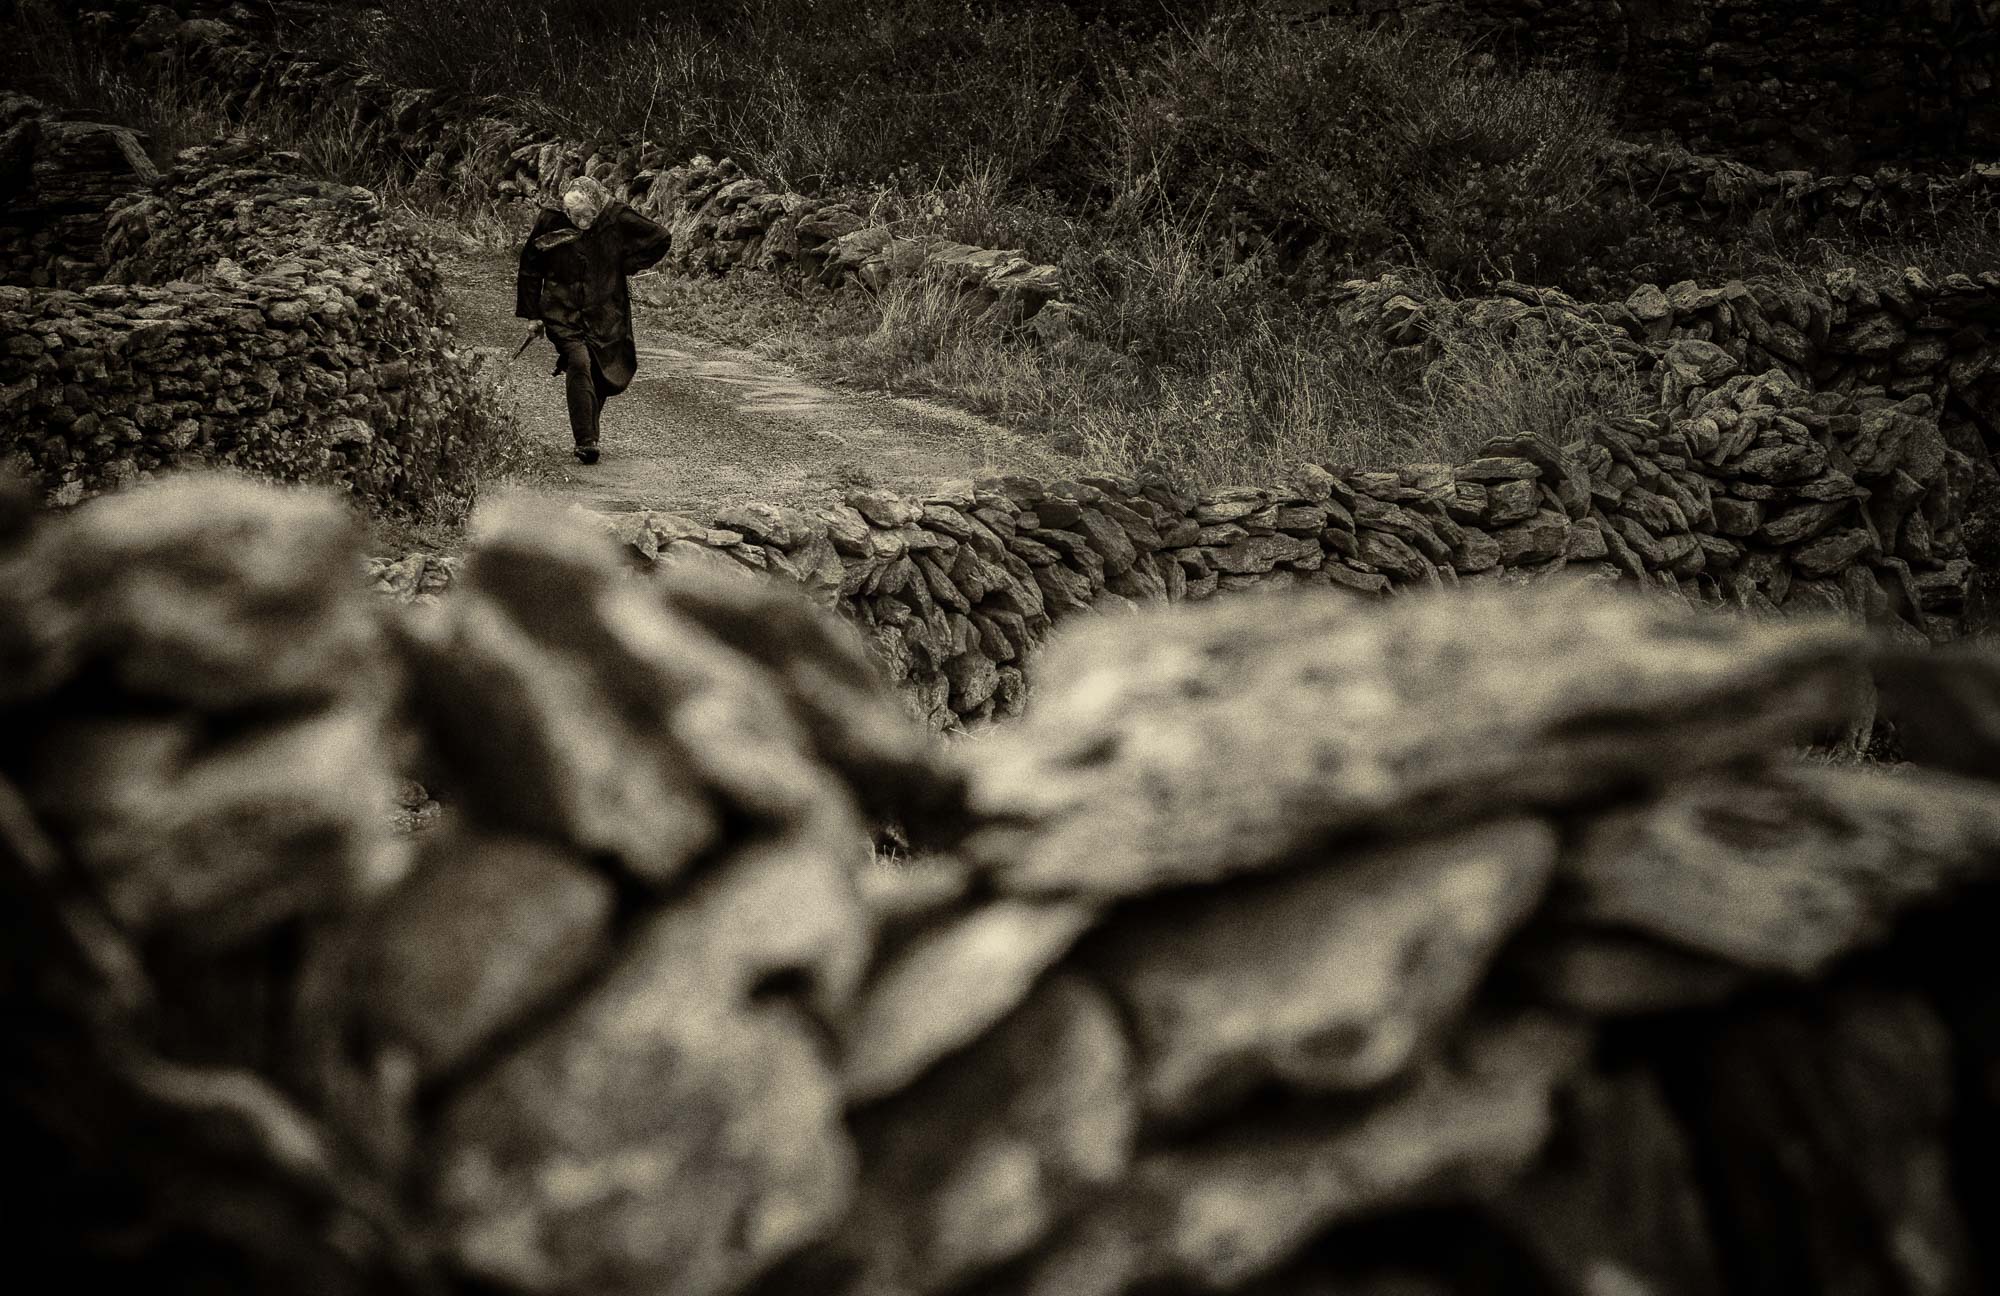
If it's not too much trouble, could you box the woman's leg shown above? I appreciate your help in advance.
[592,365,617,438]
[554,338,601,461]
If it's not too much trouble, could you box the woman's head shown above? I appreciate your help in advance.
[561,175,613,229]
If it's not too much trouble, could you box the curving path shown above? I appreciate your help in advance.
[441,253,1064,519]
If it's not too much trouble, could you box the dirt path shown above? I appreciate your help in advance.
[442,254,1064,520]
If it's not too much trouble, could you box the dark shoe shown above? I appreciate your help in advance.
[574,445,599,465]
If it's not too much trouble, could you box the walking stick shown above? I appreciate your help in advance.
[510,321,545,362]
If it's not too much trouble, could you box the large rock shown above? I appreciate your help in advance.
[431,844,862,1296]
[342,831,615,1081]
[10,477,404,949]
[44,475,382,708]
[968,585,1870,896]
[1082,819,1559,1124]
[841,898,1097,1103]
[653,566,967,834]
[26,707,401,950]
[1564,763,2000,975]
[817,973,1136,1294]
[1011,1015,1588,1296]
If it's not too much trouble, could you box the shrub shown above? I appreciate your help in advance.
[1088,18,1624,290]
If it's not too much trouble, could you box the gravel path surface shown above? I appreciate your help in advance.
[444,254,1064,519]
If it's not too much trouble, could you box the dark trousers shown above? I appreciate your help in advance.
[553,338,615,449]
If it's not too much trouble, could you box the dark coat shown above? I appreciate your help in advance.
[514,200,671,394]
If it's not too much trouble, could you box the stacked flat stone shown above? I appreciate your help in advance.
[0,94,159,288]
[257,247,1989,731]
[1623,268,2000,423]
[377,379,1974,734]
[99,139,382,281]
[571,369,1969,731]
[9,475,2000,1296]
[1646,354,1974,628]
[1338,267,1997,559]
[1331,272,1651,369]
[1334,265,2000,428]
[1602,139,2000,243]
[0,134,499,514]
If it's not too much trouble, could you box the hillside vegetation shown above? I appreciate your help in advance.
[10,0,1997,487]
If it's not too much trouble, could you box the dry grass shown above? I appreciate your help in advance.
[662,231,1649,492]
[766,272,1060,414]
[1058,310,1650,487]
[634,268,869,349]
[1791,201,2000,281]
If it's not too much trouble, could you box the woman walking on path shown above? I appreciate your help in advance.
[514,176,672,464]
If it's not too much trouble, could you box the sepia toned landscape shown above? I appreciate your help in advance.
[4,2,2000,1293]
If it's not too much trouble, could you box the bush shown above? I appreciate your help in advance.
[1089,18,1622,290]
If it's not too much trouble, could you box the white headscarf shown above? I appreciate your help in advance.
[561,175,613,230]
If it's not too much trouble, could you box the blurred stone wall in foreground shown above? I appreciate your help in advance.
[6,473,2000,1296]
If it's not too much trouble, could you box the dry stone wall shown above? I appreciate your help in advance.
[38,6,1999,729]
[0,122,498,514]
[1350,262,2000,520]
[8,474,2000,1296]
[1601,139,2000,250]
[0,92,160,288]
[377,263,2000,733]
